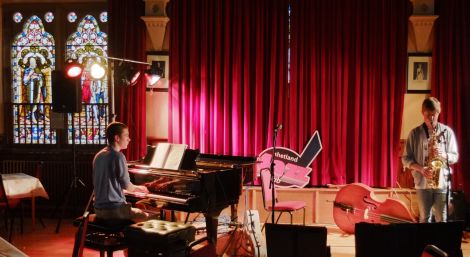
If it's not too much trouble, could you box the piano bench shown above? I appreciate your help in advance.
[72,212,133,257]
[125,219,196,257]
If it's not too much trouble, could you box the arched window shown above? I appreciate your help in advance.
[66,14,108,144]
[11,15,56,144]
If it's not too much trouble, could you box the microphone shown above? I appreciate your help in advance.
[275,124,283,132]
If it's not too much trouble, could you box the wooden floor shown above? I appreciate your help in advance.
[1,218,469,257]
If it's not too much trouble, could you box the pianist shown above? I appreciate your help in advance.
[93,122,150,222]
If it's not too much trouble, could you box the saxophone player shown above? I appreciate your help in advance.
[402,97,459,223]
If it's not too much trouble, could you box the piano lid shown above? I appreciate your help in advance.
[196,153,258,166]
[196,153,258,185]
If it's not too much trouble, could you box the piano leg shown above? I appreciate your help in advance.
[230,204,238,222]
[204,209,222,245]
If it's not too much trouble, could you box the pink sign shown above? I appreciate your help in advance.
[256,131,322,188]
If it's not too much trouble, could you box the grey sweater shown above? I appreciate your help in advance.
[93,146,131,209]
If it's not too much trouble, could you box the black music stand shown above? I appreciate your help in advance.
[355,222,463,257]
[265,223,328,257]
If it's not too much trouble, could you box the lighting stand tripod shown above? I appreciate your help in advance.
[219,179,264,256]
[53,114,85,233]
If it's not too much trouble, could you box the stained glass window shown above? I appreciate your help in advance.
[11,15,56,144]
[99,12,108,23]
[67,12,77,23]
[66,15,109,144]
[44,12,54,23]
[13,12,22,23]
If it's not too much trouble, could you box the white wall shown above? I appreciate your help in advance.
[146,91,168,140]
[401,94,429,139]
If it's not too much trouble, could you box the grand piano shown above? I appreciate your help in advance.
[126,151,257,244]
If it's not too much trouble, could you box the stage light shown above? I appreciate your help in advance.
[90,62,106,80]
[145,73,161,86]
[115,62,141,86]
[130,71,141,85]
[64,59,83,78]
[145,62,163,86]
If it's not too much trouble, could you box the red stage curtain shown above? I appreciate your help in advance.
[289,0,410,186]
[433,0,470,199]
[168,0,289,156]
[109,0,147,160]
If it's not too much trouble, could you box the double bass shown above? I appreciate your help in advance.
[333,183,416,234]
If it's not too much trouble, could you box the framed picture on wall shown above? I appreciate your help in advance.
[407,53,432,93]
[146,51,169,91]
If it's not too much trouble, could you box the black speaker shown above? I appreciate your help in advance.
[355,222,464,257]
[265,223,329,257]
[52,70,82,113]
[449,190,468,224]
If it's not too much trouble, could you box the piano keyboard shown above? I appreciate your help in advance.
[124,190,190,204]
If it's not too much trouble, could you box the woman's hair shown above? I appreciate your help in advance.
[105,122,128,145]
[422,97,441,113]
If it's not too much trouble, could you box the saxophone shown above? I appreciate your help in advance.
[426,127,446,189]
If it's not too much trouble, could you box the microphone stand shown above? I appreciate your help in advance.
[270,125,280,224]
[444,129,451,222]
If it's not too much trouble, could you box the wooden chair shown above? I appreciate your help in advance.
[1,161,45,233]
[260,169,306,231]
[19,162,46,229]
[0,174,23,242]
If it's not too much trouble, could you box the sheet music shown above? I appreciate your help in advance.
[163,144,188,170]
[148,143,188,170]
[150,143,171,168]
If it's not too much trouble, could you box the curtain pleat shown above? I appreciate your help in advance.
[289,0,410,187]
[168,0,289,156]
[168,0,410,188]
[108,0,147,160]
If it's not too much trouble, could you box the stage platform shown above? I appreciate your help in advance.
[235,185,419,225]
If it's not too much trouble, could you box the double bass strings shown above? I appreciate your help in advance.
[338,204,414,224]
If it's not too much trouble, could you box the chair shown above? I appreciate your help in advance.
[1,161,45,233]
[260,169,306,230]
[19,162,46,229]
[71,193,131,257]
[0,174,23,242]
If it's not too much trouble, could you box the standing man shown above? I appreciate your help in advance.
[93,122,149,221]
[402,97,459,223]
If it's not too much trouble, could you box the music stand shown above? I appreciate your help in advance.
[355,222,464,257]
[265,223,328,257]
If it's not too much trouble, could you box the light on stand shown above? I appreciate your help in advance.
[145,73,161,86]
[145,62,162,86]
[90,62,106,80]
[115,62,141,86]
[131,71,141,85]
[69,56,152,121]
[65,59,83,78]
